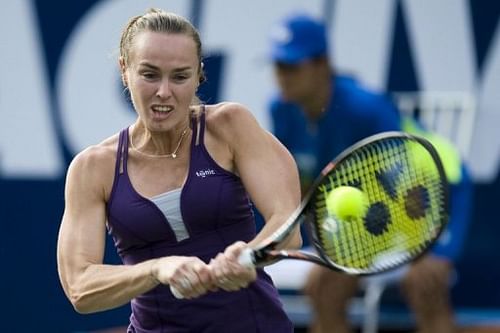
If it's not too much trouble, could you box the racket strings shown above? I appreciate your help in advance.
[313,137,447,273]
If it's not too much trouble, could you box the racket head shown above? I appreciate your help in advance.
[305,132,449,275]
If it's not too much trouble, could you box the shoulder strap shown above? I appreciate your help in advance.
[115,128,129,175]
[190,105,206,147]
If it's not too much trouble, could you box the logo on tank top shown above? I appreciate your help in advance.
[195,169,216,178]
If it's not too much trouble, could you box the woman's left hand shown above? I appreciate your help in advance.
[209,241,257,292]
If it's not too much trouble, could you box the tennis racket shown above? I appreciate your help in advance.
[171,131,449,298]
[238,131,449,274]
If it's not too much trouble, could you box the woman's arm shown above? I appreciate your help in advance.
[209,102,303,249]
[196,103,302,293]
[57,147,213,312]
[204,103,302,292]
[57,147,159,313]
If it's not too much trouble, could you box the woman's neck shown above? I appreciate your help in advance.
[130,121,191,158]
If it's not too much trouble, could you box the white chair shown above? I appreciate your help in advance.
[393,91,476,161]
[359,266,409,333]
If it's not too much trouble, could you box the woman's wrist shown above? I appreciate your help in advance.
[149,259,161,285]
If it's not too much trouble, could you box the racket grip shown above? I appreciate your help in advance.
[170,285,184,299]
[238,248,256,268]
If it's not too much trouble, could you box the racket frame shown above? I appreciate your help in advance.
[251,131,449,275]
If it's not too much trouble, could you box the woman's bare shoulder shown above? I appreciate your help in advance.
[205,102,250,118]
[67,133,120,179]
[204,102,258,136]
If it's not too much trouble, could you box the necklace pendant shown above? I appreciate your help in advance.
[172,153,177,159]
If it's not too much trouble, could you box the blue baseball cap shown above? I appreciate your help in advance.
[270,13,328,64]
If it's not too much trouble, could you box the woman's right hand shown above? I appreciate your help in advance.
[209,241,257,292]
[152,256,217,299]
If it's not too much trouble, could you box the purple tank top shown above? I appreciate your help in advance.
[106,109,292,333]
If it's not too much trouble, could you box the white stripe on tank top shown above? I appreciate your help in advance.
[150,188,189,242]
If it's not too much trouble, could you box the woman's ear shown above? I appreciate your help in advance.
[119,57,128,87]
[198,61,206,85]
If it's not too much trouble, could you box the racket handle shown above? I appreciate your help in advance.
[170,285,184,299]
[238,248,256,268]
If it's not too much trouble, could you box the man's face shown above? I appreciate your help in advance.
[273,60,320,104]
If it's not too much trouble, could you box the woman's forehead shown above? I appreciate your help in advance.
[130,31,198,66]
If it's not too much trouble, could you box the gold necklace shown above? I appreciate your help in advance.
[130,126,189,159]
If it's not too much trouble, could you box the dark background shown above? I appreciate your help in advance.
[1,0,499,331]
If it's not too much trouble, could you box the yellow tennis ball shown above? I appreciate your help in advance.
[326,186,368,220]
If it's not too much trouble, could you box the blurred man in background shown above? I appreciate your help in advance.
[267,13,473,333]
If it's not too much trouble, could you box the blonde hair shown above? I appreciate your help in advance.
[119,8,206,84]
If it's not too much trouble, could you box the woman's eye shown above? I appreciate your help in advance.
[174,74,188,81]
[142,72,157,80]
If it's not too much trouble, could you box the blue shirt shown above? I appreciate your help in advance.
[271,76,401,188]
[269,75,472,262]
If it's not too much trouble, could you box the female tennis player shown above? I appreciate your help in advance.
[56,8,301,332]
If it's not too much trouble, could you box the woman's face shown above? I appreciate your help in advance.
[124,31,199,132]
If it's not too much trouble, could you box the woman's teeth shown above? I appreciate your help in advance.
[152,106,172,112]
